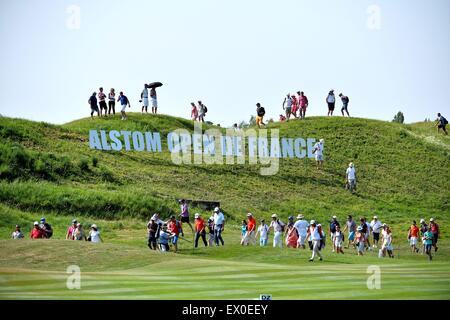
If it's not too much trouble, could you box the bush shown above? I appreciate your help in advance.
[78,158,89,171]
[92,156,99,167]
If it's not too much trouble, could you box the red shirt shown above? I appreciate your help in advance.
[168,220,181,235]
[247,217,256,232]
[30,227,44,239]
[430,223,439,234]
[195,218,205,232]
[299,95,308,107]
[409,225,419,238]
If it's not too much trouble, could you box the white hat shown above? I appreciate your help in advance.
[194,213,200,218]
[33,221,39,226]
[332,215,337,219]
[297,214,304,219]
[349,162,354,167]
[373,216,378,219]
[214,207,220,212]
[271,214,278,218]
[310,220,316,225]
[247,213,253,217]
[430,218,434,222]
[91,224,97,229]
[320,139,324,143]
[420,219,425,224]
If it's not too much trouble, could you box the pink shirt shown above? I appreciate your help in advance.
[299,95,308,107]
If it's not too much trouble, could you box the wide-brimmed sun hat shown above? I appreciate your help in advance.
[91,224,97,229]
[271,214,278,218]
[310,220,316,225]
[297,214,304,219]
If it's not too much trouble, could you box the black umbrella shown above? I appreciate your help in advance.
[148,82,163,88]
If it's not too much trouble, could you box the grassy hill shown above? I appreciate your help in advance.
[0,114,449,299]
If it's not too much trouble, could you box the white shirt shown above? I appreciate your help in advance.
[346,167,356,180]
[90,230,101,243]
[309,226,322,241]
[313,142,323,156]
[370,220,382,233]
[294,219,309,236]
[382,230,392,245]
[365,222,371,235]
[269,219,285,232]
[327,94,335,103]
[213,212,225,225]
[12,231,24,239]
[142,88,148,99]
[258,224,269,239]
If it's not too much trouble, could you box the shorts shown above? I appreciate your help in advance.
[425,244,432,252]
[285,106,292,113]
[121,104,127,112]
[256,116,264,125]
[373,232,380,241]
[327,102,335,111]
[438,124,446,129]
[99,100,107,110]
[143,97,149,107]
[358,242,365,252]
[180,216,190,223]
[171,235,179,244]
[348,231,355,241]
[315,154,323,161]
[152,98,158,108]
[409,237,418,246]
[341,103,348,111]
[335,239,343,248]
[91,105,99,112]
[382,243,393,251]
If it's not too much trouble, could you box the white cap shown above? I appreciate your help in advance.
[430,218,434,222]
[214,207,220,212]
[33,221,39,226]
[247,213,253,217]
[194,213,200,218]
[349,162,354,167]
[373,216,378,219]
[320,139,324,143]
[271,214,278,218]
[310,220,316,225]
[420,219,425,223]
[91,224,97,229]
[332,215,337,219]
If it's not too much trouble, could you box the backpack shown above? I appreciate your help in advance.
[258,107,266,117]
[442,117,448,125]
[204,106,208,113]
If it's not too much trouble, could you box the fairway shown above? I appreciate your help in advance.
[1,239,449,300]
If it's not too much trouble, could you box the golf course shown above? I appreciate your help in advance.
[0,114,449,299]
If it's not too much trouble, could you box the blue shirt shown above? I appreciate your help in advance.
[159,231,170,245]
[89,95,97,107]
[119,95,128,105]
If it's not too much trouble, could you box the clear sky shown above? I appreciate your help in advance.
[0,0,449,126]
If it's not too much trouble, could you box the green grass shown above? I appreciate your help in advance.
[0,114,449,299]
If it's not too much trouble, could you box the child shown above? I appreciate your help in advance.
[191,102,198,121]
[207,218,215,247]
[354,226,365,256]
[159,224,173,252]
[423,227,434,261]
[381,224,394,258]
[240,220,247,245]
[256,219,269,247]
[12,225,24,239]
[334,225,345,254]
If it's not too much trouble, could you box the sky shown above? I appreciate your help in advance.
[0,0,449,126]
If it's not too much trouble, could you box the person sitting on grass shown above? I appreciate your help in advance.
[12,225,24,239]
[39,218,53,239]
[30,221,44,239]
[354,226,365,256]
[423,227,434,261]
[334,225,345,254]
[73,223,87,241]
[168,215,183,253]
[66,219,77,240]
[159,224,174,252]
[194,213,208,248]
[88,224,102,243]
[408,220,420,253]
[256,219,269,247]
[240,220,248,245]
